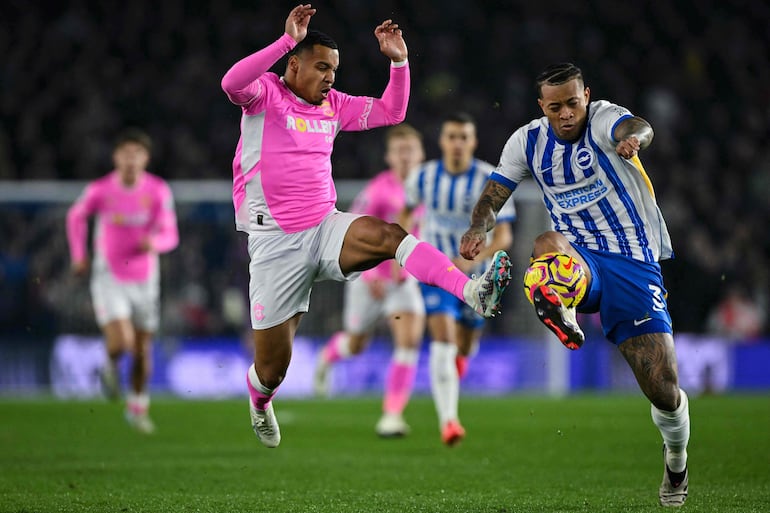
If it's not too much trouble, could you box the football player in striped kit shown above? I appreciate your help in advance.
[404,112,516,446]
[460,63,690,507]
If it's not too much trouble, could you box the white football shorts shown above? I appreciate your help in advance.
[343,276,424,334]
[90,256,160,331]
[247,211,362,329]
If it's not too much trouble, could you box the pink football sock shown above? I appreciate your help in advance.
[322,331,350,364]
[247,364,276,410]
[383,361,417,415]
[403,242,469,301]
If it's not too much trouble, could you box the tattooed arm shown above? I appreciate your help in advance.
[459,180,513,260]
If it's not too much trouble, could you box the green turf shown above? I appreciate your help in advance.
[0,394,768,512]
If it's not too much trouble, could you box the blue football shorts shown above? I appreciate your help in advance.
[571,244,673,345]
[419,283,485,330]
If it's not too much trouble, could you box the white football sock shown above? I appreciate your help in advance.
[651,388,690,472]
[126,392,150,415]
[429,341,459,425]
[336,333,353,359]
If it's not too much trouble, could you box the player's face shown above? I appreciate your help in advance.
[439,121,477,171]
[290,45,339,105]
[538,79,590,141]
[113,142,149,186]
[385,135,424,177]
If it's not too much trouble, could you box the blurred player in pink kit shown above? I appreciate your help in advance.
[221,4,512,448]
[314,123,426,438]
[66,128,179,434]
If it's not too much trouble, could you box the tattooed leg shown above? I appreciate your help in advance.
[621,332,691,500]
[618,332,680,411]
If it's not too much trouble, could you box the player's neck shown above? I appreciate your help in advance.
[117,170,144,188]
[392,168,409,182]
[442,157,472,174]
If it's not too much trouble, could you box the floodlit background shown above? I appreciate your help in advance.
[1,0,768,397]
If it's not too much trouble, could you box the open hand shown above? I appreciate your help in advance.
[374,19,407,62]
[285,4,316,43]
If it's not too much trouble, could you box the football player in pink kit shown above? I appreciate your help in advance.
[221,4,512,448]
[66,128,179,434]
[314,123,426,438]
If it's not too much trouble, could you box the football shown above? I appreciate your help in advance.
[524,252,587,308]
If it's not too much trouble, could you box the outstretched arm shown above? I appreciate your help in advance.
[66,184,99,275]
[339,19,410,130]
[374,19,408,63]
[614,116,654,159]
[459,180,513,260]
[143,184,179,254]
[220,4,316,105]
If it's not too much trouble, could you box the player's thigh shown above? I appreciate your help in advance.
[421,283,462,343]
[129,276,160,334]
[383,279,425,319]
[101,319,135,353]
[337,215,407,274]
[343,278,385,334]
[388,312,425,349]
[247,232,316,330]
[455,323,482,357]
[313,211,365,280]
[90,269,132,341]
[384,279,425,348]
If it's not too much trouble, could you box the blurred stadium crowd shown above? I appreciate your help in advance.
[1,0,768,339]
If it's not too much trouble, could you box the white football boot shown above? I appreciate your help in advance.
[659,445,688,507]
[464,250,512,318]
[249,401,281,448]
[375,413,410,438]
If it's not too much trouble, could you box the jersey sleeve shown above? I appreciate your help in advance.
[148,181,179,254]
[65,183,100,263]
[335,63,409,132]
[403,164,422,209]
[221,33,297,107]
[349,181,377,216]
[490,126,531,192]
[590,101,633,150]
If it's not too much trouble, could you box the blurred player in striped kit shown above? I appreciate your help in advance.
[404,113,516,446]
[460,63,690,507]
[66,128,179,434]
[314,123,426,438]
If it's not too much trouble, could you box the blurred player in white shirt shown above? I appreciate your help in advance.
[404,113,516,446]
[66,128,179,433]
[314,124,426,438]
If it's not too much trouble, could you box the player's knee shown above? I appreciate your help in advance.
[650,382,680,412]
[533,231,570,256]
[348,335,369,355]
[255,367,285,389]
[382,222,408,255]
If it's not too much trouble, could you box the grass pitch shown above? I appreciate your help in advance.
[0,394,768,512]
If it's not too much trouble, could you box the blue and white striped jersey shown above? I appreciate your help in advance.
[491,100,672,263]
[405,158,517,262]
